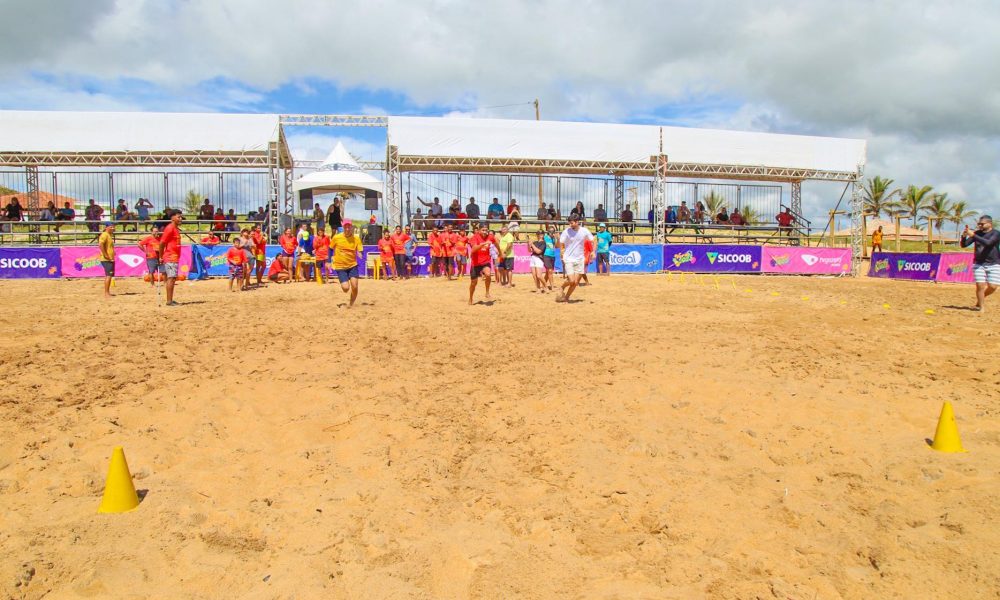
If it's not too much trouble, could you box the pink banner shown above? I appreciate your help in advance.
[61,246,193,278]
[513,243,532,274]
[936,253,974,284]
[761,246,851,275]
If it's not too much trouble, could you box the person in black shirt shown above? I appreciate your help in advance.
[961,215,1000,312]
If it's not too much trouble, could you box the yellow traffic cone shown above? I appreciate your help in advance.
[98,446,141,513]
[930,402,967,453]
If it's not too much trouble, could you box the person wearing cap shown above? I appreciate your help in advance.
[595,222,613,276]
[961,215,1000,312]
[98,223,115,298]
[330,221,364,307]
[556,215,594,303]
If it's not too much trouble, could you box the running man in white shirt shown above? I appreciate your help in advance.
[556,215,595,303]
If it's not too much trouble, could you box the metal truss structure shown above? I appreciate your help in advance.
[849,168,865,275]
[267,141,281,238]
[613,174,625,219]
[652,156,667,244]
[385,145,402,228]
[293,159,385,171]
[790,181,802,215]
[24,165,39,212]
[279,114,388,127]
[0,152,280,168]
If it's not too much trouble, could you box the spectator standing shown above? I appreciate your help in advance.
[199,198,214,222]
[872,225,884,252]
[465,197,480,222]
[961,216,1000,312]
[85,199,103,232]
[418,196,444,226]
[487,198,504,220]
[775,208,794,235]
[98,223,115,298]
[313,203,325,230]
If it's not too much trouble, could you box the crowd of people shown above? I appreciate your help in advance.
[94,210,614,308]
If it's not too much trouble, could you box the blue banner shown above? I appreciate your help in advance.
[360,245,432,276]
[662,244,762,273]
[606,244,662,273]
[868,252,940,281]
[190,245,283,279]
[0,248,62,279]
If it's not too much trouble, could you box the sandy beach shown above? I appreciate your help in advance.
[0,273,997,599]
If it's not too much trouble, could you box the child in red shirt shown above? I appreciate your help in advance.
[226,238,246,292]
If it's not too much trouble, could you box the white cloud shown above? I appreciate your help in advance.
[0,0,998,220]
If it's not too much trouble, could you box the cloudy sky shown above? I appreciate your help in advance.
[1,0,996,222]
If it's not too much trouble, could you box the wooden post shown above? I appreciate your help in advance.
[535,99,543,211]
[894,214,902,252]
[861,212,869,258]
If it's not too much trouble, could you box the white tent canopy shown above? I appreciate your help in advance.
[0,110,282,154]
[387,116,866,175]
[291,142,383,195]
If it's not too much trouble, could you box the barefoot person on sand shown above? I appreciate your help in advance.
[158,210,183,306]
[961,215,1000,312]
[556,215,594,303]
[330,221,364,307]
[138,227,161,288]
[468,222,501,305]
[98,223,115,298]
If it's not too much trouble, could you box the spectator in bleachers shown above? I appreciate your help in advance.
[226,209,237,235]
[199,198,215,221]
[547,203,558,220]
[448,198,462,215]
[694,201,706,223]
[201,231,221,245]
[647,208,654,223]
[40,201,56,222]
[729,208,746,227]
[678,201,691,223]
[114,199,128,221]
[536,204,548,220]
[85,199,103,232]
[4,197,24,221]
[776,208,794,235]
[418,196,444,223]
[487,197,504,219]
[55,202,75,232]
[620,206,634,233]
[571,201,585,220]
[465,197,480,221]
[665,206,677,224]
[136,198,154,224]
[715,207,730,225]
[213,208,227,240]
[507,199,521,220]
[593,204,608,223]
[256,206,267,222]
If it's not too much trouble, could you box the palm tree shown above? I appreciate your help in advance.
[740,205,763,226]
[920,192,952,234]
[899,185,934,228]
[949,201,978,238]
[183,189,205,216]
[703,191,726,216]
[862,175,901,219]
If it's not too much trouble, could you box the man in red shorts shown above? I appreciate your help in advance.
[158,209,183,306]
[468,222,501,305]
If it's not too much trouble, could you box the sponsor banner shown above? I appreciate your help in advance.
[61,246,192,278]
[936,253,974,284]
[360,245,432,276]
[0,248,62,279]
[868,252,940,281]
[513,243,532,274]
[607,244,662,273]
[761,246,851,275]
[189,245,283,279]
[662,244,762,273]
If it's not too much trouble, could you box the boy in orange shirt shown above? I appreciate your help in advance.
[313,226,331,281]
[427,226,443,277]
[226,238,247,292]
[442,224,456,279]
[251,224,266,285]
[377,230,396,279]
[277,227,297,274]
[138,227,161,287]
[453,229,469,278]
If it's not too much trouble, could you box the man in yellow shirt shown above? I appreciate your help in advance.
[98,223,115,298]
[330,221,364,307]
[871,226,884,252]
[497,225,516,287]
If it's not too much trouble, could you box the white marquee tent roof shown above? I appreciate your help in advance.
[291,142,383,195]
[387,116,866,180]
[0,110,289,167]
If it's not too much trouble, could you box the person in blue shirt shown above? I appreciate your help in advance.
[487,198,505,220]
[543,226,558,290]
[595,223,613,275]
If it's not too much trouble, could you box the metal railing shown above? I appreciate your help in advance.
[0,219,266,245]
